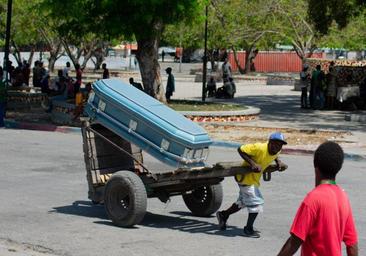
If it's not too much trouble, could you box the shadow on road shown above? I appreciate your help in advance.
[138,211,244,237]
[50,200,107,219]
[51,201,244,237]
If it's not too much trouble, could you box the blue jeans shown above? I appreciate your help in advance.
[0,102,5,127]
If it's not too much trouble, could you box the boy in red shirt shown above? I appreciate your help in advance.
[278,141,358,256]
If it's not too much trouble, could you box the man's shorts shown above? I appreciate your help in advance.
[236,184,264,213]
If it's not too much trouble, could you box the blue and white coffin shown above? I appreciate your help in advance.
[84,79,212,168]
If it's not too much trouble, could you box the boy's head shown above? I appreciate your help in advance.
[268,132,287,155]
[165,67,172,74]
[314,141,344,179]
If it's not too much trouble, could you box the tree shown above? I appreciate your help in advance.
[42,0,202,101]
[272,0,320,61]
[318,11,366,51]
[307,0,365,34]
[210,0,279,73]
[0,0,43,66]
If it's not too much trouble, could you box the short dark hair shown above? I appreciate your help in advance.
[314,141,344,179]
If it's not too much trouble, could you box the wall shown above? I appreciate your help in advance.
[228,51,325,73]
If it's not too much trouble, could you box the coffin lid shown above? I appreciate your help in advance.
[93,79,211,140]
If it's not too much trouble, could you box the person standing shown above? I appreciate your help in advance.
[165,67,175,102]
[300,65,310,108]
[216,132,287,238]
[102,63,110,79]
[32,60,40,87]
[310,65,325,109]
[222,57,232,83]
[0,68,6,128]
[162,50,165,62]
[63,62,71,79]
[326,66,337,109]
[278,141,358,256]
[74,64,82,94]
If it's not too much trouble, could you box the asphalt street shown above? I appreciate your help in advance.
[0,129,365,256]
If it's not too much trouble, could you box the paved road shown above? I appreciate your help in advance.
[0,129,365,255]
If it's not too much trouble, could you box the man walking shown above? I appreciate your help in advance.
[216,132,287,238]
[277,141,358,256]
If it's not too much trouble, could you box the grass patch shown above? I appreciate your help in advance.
[168,99,247,111]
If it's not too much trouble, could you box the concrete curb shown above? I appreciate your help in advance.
[178,106,261,116]
[4,119,81,134]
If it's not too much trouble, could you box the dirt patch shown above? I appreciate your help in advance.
[203,125,351,146]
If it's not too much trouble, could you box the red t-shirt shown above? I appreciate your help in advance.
[290,184,358,256]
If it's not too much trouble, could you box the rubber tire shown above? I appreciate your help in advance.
[182,183,223,217]
[104,171,147,227]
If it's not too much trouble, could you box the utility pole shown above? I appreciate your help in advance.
[3,0,13,85]
[202,4,208,102]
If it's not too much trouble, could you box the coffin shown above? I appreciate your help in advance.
[84,79,212,168]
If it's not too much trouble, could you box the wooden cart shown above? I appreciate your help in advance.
[81,120,286,227]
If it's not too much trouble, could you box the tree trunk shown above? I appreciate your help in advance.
[27,48,35,66]
[93,50,105,70]
[11,40,22,66]
[81,49,93,70]
[136,36,165,102]
[62,40,78,67]
[244,47,254,74]
[232,48,246,74]
[48,56,57,72]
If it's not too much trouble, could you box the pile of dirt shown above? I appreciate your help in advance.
[203,125,351,146]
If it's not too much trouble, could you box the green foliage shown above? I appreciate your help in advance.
[318,11,366,50]
[308,0,365,34]
[0,0,44,47]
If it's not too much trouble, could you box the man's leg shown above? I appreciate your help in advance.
[216,184,245,230]
[242,185,263,238]
[216,203,240,230]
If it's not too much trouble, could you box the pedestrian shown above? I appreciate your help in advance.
[129,77,144,91]
[165,67,175,102]
[102,63,110,79]
[222,57,232,83]
[326,66,337,109]
[74,63,82,94]
[216,132,287,238]
[63,62,71,79]
[310,65,325,109]
[206,76,217,97]
[300,64,310,108]
[277,141,358,256]
[162,50,165,62]
[32,60,40,87]
[0,67,6,128]
[22,61,30,86]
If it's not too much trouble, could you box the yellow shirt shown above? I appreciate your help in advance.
[235,142,280,187]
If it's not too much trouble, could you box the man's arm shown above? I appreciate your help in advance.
[277,234,302,256]
[346,243,358,256]
[237,147,261,172]
[275,158,288,171]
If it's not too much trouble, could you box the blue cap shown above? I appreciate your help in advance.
[269,132,287,144]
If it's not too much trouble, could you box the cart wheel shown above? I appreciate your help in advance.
[182,183,223,217]
[104,171,147,227]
